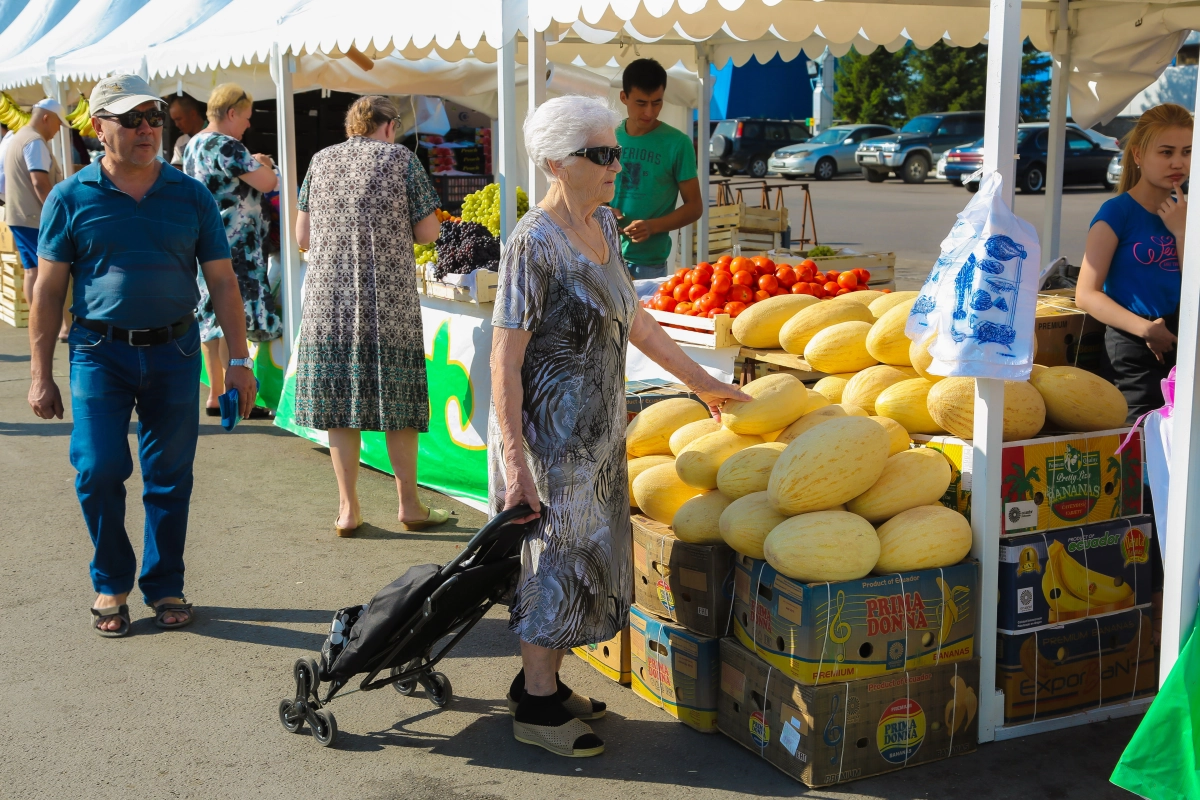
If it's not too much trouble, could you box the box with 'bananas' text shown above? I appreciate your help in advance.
[998,515,1153,632]
[629,605,721,732]
[732,556,977,685]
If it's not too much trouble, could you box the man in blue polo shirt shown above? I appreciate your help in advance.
[26,75,258,638]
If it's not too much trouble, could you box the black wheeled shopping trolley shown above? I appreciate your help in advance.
[276,506,533,747]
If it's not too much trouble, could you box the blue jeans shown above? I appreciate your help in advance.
[627,262,669,281]
[68,320,202,603]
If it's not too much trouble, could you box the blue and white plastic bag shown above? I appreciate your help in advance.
[906,173,1040,379]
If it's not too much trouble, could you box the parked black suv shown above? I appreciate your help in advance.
[710,118,811,178]
[855,111,985,183]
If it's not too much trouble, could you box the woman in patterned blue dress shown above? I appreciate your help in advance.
[490,95,749,757]
[183,83,281,416]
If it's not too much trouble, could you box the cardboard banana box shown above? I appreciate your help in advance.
[629,605,720,732]
[997,606,1156,724]
[572,626,631,685]
[732,555,976,685]
[718,638,978,787]
[914,429,1143,535]
[632,514,735,638]
[998,515,1154,632]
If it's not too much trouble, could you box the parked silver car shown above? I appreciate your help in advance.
[768,124,896,181]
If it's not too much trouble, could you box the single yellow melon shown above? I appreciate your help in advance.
[812,373,857,404]
[846,447,953,523]
[874,505,972,574]
[870,415,911,456]
[718,491,787,560]
[804,321,878,373]
[779,300,874,355]
[722,373,813,435]
[716,442,788,499]
[764,510,881,582]
[628,455,675,508]
[864,299,917,366]
[626,398,711,457]
[672,491,735,544]
[675,428,764,489]
[768,416,890,515]
[869,291,920,320]
[1031,366,1129,432]
[909,337,943,383]
[842,365,912,415]
[632,463,704,525]
[669,417,721,456]
[874,378,945,435]
[927,378,1047,441]
[732,293,821,348]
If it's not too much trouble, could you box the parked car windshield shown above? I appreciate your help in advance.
[714,120,738,138]
[808,128,850,144]
[900,116,940,135]
[1017,128,1042,144]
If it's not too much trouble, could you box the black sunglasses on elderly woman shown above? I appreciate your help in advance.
[570,145,622,166]
[93,107,167,129]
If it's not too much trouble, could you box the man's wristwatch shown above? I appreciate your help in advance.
[229,357,254,369]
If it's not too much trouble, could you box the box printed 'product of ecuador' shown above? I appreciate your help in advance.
[998,515,1153,632]
[732,555,977,684]
[632,515,734,638]
[572,627,631,685]
[718,638,979,787]
[913,429,1143,535]
[996,606,1156,724]
[629,605,721,732]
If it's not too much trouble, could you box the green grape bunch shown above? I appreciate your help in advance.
[460,183,530,237]
[413,241,438,266]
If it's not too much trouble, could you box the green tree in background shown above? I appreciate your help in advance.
[905,41,988,116]
[833,45,911,127]
[1021,40,1053,120]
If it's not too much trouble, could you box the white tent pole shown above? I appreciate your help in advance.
[696,46,710,263]
[681,103,695,269]
[50,66,74,178]
[526,27,548,206]
[1159,65,1200,682]
[498,32,518,247]
[973,0,1024,745]
[1041,0,1070,262]
[271,43,301,360]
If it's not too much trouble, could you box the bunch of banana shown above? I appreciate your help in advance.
[0,93,29,131]
[66,97,95,137]
[1041,540,1135,622]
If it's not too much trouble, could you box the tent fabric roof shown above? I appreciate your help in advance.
[0,0,77,67]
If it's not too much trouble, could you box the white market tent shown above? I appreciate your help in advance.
[0,0,1198,750]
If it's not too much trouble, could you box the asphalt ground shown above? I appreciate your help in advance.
[0,320,1148,797]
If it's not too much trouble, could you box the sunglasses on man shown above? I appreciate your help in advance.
[570,145,622,166]
[93,107,167,129]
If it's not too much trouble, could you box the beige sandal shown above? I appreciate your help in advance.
[334,515,363,538]
[400,507,451,532]
[507,690,605,720]
[513,717,605,758]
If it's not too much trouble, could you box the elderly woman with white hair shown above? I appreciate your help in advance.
[489,94,749,757]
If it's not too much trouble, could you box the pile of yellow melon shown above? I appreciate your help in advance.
[735,291,1129,441]
[627,375,972,584]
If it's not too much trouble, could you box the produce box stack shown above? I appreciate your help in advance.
[0,246,26,328]
[1034,292,1106,374]
[475,128,492,175]
[621,352,982,784]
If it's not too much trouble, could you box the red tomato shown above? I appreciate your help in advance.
[716,254,734,267]
[800,258,817,271]
[679,271,693,287]
[653,295,677,311]
[730,256,754,274]
[758,274,780,293]
[698,292,721,313]
[771,287,788,296]
[856,268,872,282]
[810,283,826,298]
[728,284,754,303]
[714,260,732,274]
[724,301,748,317]
[825,270,840,282]
[732,269,756,287]
[775,266,797,288]
[754,289,772,302]
[837,272,858,290]
[695,262,713,272]
[711,272,733,294]
[674,268,689,280]
[752,255,776,274]
[673,284,689,302]
[791,282,812,295]
[665,276,681,292]
[692,266,714,286]
[688,284,708,302]
[795,265,814,283]
[675,301,693,315]
[814,272,826,283]
[836,288,850,296]
[824,281,840,295]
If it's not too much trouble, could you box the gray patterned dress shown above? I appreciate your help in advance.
[292,137,440,431]
[489,207,638,649]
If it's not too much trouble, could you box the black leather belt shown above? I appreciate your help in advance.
[76,314,195,347]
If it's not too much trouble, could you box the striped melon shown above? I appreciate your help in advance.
[719,491,788,559]
[668,417,721,456]
[632,463,704,525]
[874,378,945,435]
[846,447,952,523]
[764,511,881,582]
[676,428,763,489]
[909,337,942,383]
[870,415,911,456]
[874,505,972,574]
[776,404,852,444]
[842,365,912,416]
[804,321,878,373]
[768,416,890,515]
[864,299,917,366]
[869,291,920,320]
[731,294,820,348]
[813,373,857,404]
[628,455,675,507]
[673,491,734,544]
[626,398,711,457]
[927,378,1047,441]
[722,373,812,435]
[779,300,874,355]
[1031,366,1129,432]
[716,442,788,499]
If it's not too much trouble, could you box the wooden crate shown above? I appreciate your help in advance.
[1,283,25,303]
[739,204,789,233]
[0,296,28,327]
[423,268,497,304]
[0,221,14,254]
[695,227,782,257]
[706,203,742,231]
[646,308,737,349]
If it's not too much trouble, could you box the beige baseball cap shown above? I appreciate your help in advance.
[88,74,162,115]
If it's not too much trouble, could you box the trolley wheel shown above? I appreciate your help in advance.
[293,658,319,697]
[278,698,303,734]
[427,672,453,709]
[390,665,417,696]
[306,658,322,694]
[310,708,337,747]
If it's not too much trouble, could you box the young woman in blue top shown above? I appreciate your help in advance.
[1077,103,1192,421]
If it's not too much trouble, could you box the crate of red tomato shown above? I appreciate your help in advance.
[644,253,884,348]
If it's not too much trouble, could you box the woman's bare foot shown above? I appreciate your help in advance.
[93,592,130,632]
[153,597,191,626]
[335,501,362,531]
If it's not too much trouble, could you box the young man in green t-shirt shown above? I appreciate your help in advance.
[612,58,703,280]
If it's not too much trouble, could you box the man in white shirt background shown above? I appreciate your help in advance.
[168,94,205,166]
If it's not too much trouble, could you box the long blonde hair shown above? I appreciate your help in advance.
[1118,103,1194,193]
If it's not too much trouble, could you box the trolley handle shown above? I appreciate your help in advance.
[440,504,533,575]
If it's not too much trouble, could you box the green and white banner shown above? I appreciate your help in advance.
[274,297,492,508]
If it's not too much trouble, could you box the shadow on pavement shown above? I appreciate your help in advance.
[187,605,334,650]
[349,520,477,543]
[0,352,29,362]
